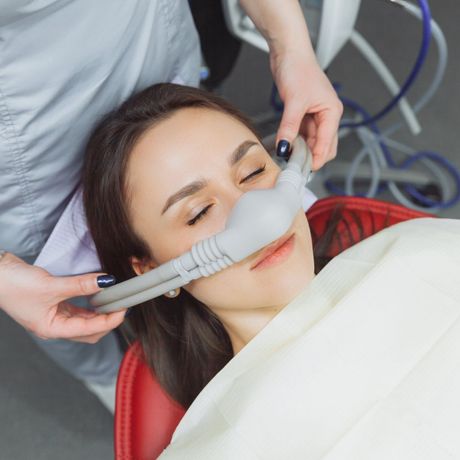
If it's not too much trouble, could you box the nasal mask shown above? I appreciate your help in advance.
[90,136,313,313]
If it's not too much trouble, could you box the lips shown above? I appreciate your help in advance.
[250,231,295,270]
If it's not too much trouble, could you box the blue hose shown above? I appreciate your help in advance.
[341,0,432,129]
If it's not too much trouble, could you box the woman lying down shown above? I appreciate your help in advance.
[82,83,460,459]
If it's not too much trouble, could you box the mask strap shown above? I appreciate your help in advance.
[172,258,195,283]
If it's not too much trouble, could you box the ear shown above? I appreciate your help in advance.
[131,256,157,276]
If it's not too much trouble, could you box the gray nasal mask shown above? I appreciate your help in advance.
[90,136,313,313]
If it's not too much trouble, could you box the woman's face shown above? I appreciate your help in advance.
[126,107,315,314]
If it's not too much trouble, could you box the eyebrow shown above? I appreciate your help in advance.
[161,140,259,215]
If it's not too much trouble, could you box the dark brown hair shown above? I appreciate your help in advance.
[82,83,266,407]
[82,83,356,408]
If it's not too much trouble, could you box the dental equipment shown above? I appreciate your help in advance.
[341,0,432,130]
[90,136,313,313]
[323,0,460,212]
[222,0,361,70]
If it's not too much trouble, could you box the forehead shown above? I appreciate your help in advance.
[125,107,258,204]
[128,107,257,175]
[136,107,254,157]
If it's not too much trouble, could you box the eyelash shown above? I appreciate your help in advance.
[187,164,266,226]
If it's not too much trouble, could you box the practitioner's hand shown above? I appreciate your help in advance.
[0,252,126,343]
[270,49,343,171]
[239,0,342,169]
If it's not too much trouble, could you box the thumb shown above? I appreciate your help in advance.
[54,273,116,299]
[276,99,305,155]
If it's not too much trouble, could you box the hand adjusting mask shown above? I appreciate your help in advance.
[90,136,313,313]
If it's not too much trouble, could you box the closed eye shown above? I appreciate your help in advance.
[187,164,267,226]
[187,204,213,226]
[239,164,266,184]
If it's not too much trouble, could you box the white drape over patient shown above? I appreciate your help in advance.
[160,217,460,460]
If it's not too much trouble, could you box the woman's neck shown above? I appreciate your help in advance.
[214,303,287,354]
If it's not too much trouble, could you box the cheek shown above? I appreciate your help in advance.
[183,263,245,308]
[148,224,221,265]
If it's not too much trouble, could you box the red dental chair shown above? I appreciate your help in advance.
[114,196,434,460]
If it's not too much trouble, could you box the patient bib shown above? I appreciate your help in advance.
[160,217,460,459]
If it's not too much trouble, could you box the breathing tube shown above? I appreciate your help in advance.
[340,0,432,129]
[329,0,460,212]
[90,136,313,313]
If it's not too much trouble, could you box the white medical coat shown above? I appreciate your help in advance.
[0,0,200,259]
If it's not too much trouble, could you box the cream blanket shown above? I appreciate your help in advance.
[160,218,460,459]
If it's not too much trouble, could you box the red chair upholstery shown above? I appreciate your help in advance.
[114,196,433,460]
[114,342,186,460]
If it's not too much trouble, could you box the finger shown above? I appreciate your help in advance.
[57,303,99,319]
[45,305,127,340]
[311,107,342,171]
[317,132,339,171]
[276,98,306,150]
[53,272,116,300]
[303,116,317,152]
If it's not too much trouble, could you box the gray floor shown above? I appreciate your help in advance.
[1,1,459,459]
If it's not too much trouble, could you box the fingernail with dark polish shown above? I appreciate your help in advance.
[97,274,117,288]
[277,139,290,158]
